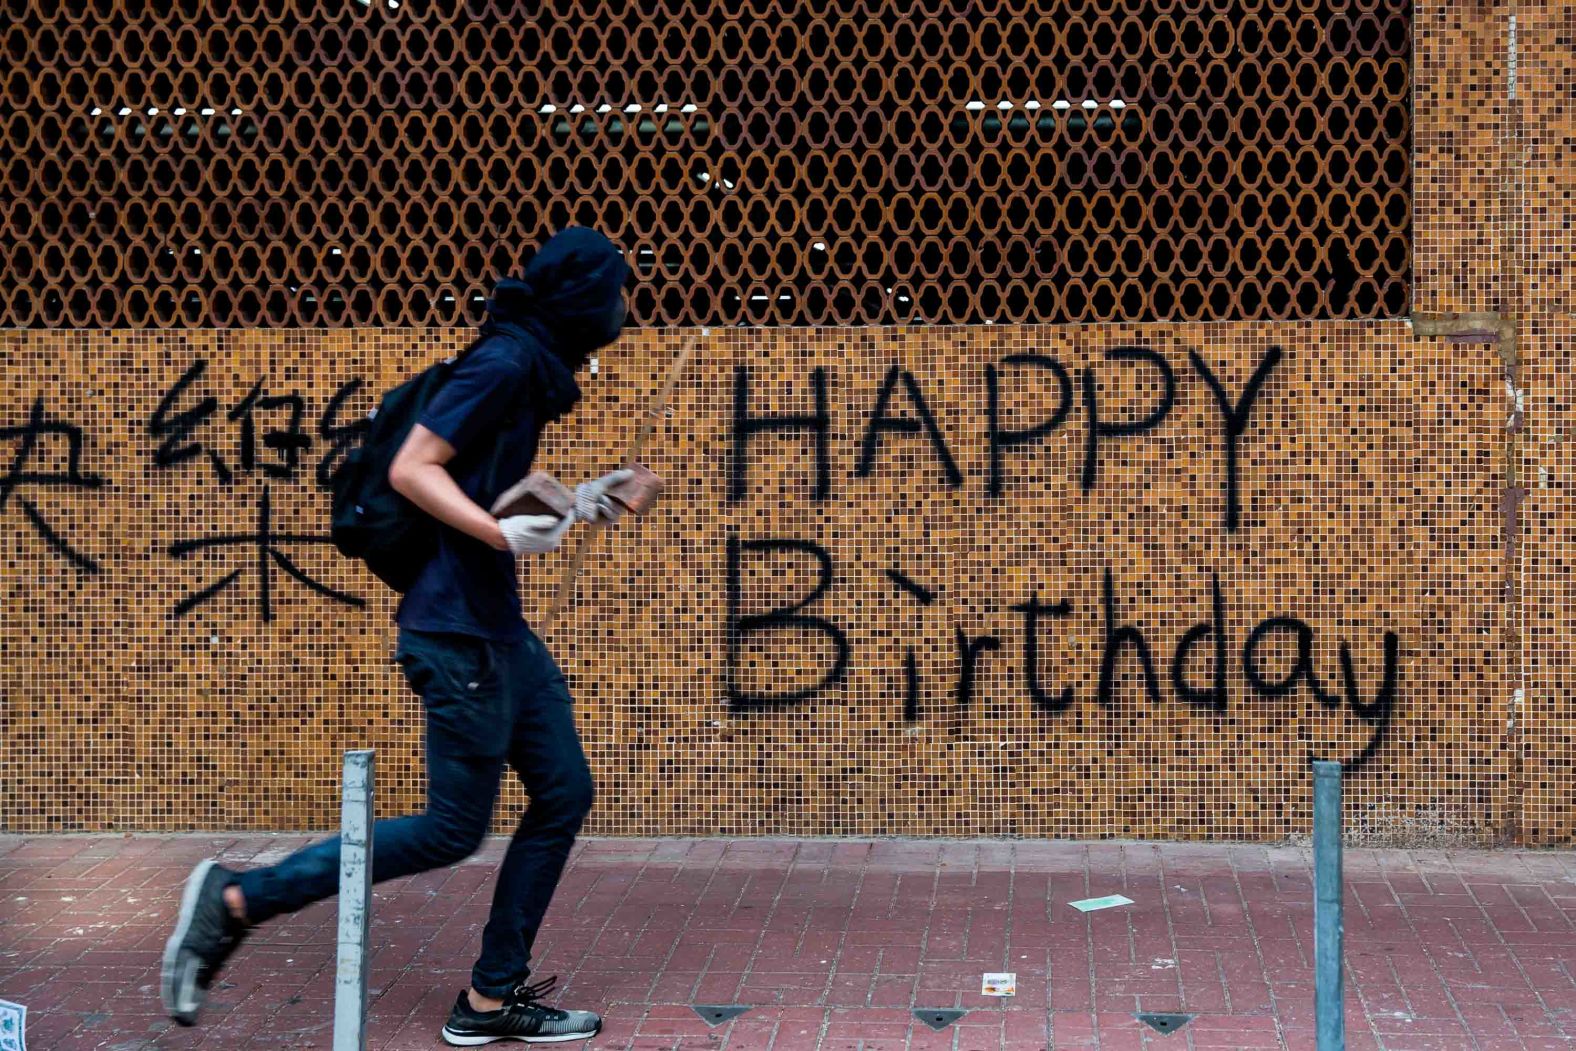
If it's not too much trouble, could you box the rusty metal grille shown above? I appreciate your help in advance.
[2,2,1410,328]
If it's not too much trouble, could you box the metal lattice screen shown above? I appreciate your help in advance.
[3,1,1410,328]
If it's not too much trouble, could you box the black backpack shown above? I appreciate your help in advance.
[330,337,510,593]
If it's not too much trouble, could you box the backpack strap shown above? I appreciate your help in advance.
[465,323,535,500]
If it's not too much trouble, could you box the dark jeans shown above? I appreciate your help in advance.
[235,627,594,999]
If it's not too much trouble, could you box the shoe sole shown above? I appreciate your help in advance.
[160,858,216,1025]
[440,1024,602,1046]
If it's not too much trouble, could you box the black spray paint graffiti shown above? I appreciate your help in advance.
[148,361,368,621]
[149,361,361,489]
[316,378,370,490]
[167,485,364,623]
[725,538,1400,772]
[886,568,936,722]
[723,344,1402,772]
[150,361,307,484]
[0,395,106,573]
[731,345,1284,533]
[724,535,850,708]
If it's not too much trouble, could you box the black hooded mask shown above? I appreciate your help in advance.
[482,227,631,374]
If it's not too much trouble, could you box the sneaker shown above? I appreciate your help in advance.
[160,859,247,1026]
[441,977,603,1045]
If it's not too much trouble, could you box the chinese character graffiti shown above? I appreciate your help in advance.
[148,361,369,621]
[167,484,364,622]
[1,395,106,573]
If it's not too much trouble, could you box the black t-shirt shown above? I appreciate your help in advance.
[395,335,551,642]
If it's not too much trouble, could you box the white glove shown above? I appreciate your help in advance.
[574,468,635,524]
[499,512,575,556]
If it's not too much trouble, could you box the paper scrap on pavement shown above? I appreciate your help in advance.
[1069,893,1134,912]
[0,999,26,1051]
[981,972,1017,996]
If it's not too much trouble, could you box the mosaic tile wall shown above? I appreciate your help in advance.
[4,0,1574,843]
[1515,3,1575,845]
[0,323,1512,841]
[1412,0,1506,316]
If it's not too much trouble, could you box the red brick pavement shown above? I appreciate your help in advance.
[1,835,1573,1049]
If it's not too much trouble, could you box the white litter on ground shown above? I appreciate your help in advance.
[981,972,1017,996]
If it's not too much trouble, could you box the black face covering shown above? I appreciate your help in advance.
[504,227,631,371]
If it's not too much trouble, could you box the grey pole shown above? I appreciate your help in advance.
[334,749,375,1051]
[1313,759,1345,1051]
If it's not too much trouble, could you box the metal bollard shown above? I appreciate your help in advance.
[1313,760,1345,1051]
[334,750,375,1051]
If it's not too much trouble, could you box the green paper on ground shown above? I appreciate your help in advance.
[1069,894,1134,912]
[0,998,26,1051]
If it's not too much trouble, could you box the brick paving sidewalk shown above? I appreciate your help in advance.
[1,835,1574,1050]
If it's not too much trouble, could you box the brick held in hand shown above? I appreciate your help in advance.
[490,471,575,518]
[607,463,664,515]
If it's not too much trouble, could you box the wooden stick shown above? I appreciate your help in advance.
[542,333,703,630]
